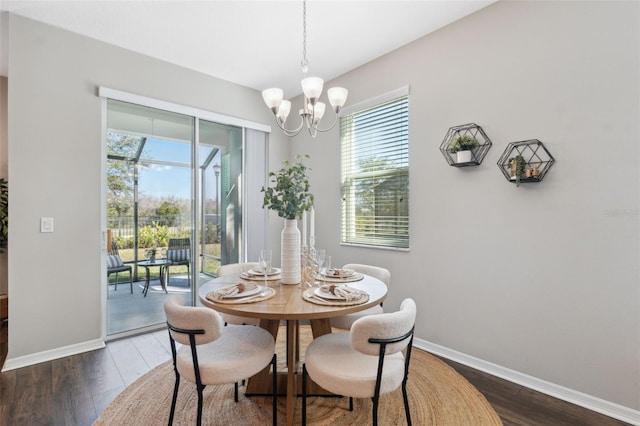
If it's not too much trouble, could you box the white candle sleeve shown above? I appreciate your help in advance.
[302,211,307,246]
[310,208,315,239]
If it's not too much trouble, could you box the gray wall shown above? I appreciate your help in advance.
[6,15,288,359]
[292,0,640,410]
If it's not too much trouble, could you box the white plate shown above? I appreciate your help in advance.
[314,286,346,300]
[248,267,281,276]
[324,268,355,278]
[220,283,260,299]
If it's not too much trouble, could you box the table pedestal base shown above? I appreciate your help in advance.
[245,318,334,426]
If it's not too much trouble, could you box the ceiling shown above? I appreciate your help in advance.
[0,0,497,96]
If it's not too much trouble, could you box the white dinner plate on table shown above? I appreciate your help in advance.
[248,267,281,276]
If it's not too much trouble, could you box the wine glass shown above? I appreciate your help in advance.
[259,249,272,291]
[319,255,331,278]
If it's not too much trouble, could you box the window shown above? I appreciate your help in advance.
[340,88,409,250]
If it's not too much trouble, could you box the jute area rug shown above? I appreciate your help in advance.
[94,326,501,425]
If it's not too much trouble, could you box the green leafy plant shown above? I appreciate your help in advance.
[508,155,527,187]
[447,134,479,154]
[138,222,169,248]
[0,179,6,253]
[262,155,314,220]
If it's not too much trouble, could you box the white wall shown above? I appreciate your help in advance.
[292,0,640,411]
[6,15,289,361]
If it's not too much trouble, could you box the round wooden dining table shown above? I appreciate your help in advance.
[199,273,387,426]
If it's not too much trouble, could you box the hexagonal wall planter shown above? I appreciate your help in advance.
[497,139,555,186]
[440,123,492,167]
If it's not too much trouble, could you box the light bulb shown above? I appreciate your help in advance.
[262,88,283,110]
[301,77,324,101]
[328,87,348,112]
[276,100,291,123]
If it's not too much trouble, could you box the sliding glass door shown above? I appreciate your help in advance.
[105,101,249,336]
[198,120,243,276]
[106,100,196,335]
[102,89,269,338]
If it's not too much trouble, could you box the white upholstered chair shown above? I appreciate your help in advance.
[216,262,261,326]
[163,295,277,426]
[302,298,416,426]
[329,264,390,330]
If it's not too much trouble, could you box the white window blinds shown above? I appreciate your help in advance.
[340,91,409,250]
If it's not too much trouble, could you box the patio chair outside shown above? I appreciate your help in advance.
[107,240,133,294]
[166,237,190,287]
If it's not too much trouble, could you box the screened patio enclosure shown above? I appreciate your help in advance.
[105,98,248,335]
[107,117,242,277]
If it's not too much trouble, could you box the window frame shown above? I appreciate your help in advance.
[339,87,410,251]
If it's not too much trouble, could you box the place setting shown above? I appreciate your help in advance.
[303,283,369,306]
[206,281,275,304]
[207,250,276,304]
[240,267,281,281]
[316,267,364,283]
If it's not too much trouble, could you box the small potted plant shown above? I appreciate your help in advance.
[508,155,526,187]
[145,248,157,263]
[447,134,480,163]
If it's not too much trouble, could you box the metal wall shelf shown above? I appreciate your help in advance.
[497,140,555,185]
[439,123,492,167]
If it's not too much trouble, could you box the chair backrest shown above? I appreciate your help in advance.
[342,263,391,286]
[164,295,223,345]
[216,262,259,277]
[350,298,416,356]
[167,238,190,262]
[107,241,125,269]
[106,254,124,269]
[110,240,121,256]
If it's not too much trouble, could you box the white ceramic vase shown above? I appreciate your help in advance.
[280,218,301,285]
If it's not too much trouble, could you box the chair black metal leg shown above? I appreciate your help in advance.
[349,397,353,411]
[402,381,412,426]
[128,270,133,293]
[371,396,379,426]
[272,354,277,426]
[168,372,180,425]
[196,384,204,426]
[302,363,308,426]
[234,382,239,402]
[114,272,119,291]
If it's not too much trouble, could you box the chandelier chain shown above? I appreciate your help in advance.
[301,0,308,74]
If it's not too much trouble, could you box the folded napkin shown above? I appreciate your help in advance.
[326,268,354,278]
[319,284,362,301]
[214,283,250,299]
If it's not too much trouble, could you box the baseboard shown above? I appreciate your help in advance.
[1,338,105,372]
[414,338,640,426]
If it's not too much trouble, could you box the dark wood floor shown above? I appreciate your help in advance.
[0,328,631,426]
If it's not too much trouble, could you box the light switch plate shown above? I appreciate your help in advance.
[41,217,54,233]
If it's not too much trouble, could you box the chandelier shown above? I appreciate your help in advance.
[261,0,348,138]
